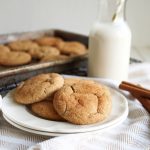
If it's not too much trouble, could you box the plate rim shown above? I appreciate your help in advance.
[2,78,128,133]
[3,113,127,137]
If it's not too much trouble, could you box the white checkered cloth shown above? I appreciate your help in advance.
[0,63,150,150]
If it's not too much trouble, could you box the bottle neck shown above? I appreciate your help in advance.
[112,0,126,22]
[97,0,126,23]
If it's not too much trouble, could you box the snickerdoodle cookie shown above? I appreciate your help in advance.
[14,73,64,104]
[53,80,111,125]
[8,40,39,51]
[64,78,96,86]
[28,46,60,59]
[59,41,87,56]
[64,78,81,86]
[35,36,64,49]
[0,45,10,52]
[41,54,68,62]
[29,99,65,121]
[0,46,31,66]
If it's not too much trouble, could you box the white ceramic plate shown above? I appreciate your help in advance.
[3,113,127,137]
[2,78,128,134]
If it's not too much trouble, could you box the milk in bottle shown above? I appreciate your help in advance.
[88,0,131,81]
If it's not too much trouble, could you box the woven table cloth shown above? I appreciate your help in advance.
[0,62,150,150]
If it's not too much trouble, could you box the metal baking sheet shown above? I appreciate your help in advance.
[0,29,88,89]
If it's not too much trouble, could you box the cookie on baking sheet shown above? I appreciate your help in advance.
[28,46,60,59]
[40,54,68,62]
[8,40,39,51]
[0,48,31,66]
[35,36,64,49]
[14,73,64,104]
[53,80,112,125]
[29,99,65,121]
[60,41,87,56]
[0,45,10,52]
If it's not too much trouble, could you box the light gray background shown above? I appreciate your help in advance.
[0,0,149,47]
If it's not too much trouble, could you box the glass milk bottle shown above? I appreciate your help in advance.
[88,0,131,81]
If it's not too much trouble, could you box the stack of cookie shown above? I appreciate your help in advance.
[14,73,112,125]
[0,36,87,67]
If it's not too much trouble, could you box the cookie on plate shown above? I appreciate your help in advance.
[35,36,64,49]
[14,73,64,104]
[8,40,39,51]
[59,41,87,56]
[29,99,65,121]
[64,78,81,86]
[0,47,31,66]
[28,46,60,59]
[64,78,96,86]
[53,80,112,125]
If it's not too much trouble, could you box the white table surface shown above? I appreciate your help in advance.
[131,47,150,62]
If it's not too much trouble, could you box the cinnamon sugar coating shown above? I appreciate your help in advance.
[30,99,65,121]
[14,73,64,104]
[53,80,112,125]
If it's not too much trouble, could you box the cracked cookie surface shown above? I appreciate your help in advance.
[14,73,64,104]
[53,80,112,125]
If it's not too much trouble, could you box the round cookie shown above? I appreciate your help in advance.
[41,54,68,62]
[0,49,31,66]
[28,46,60,59]
[53,81,112,125]
[64,78,95,86]
[60,41,87,56]
[64,78,81,86]
[8,40,39,51]
[14,73,64,104]
[0,45,10,52]
[29,99,65,121]
[35,36,64,49]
